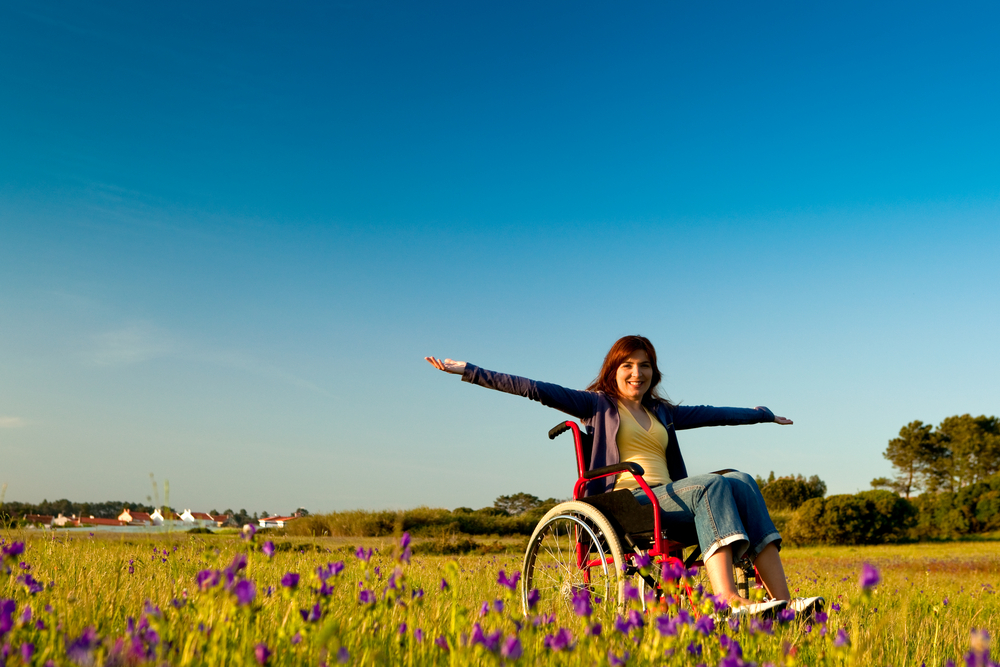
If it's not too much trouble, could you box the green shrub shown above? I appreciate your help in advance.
[786,490,916,545]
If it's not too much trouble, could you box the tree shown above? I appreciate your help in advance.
[759,474,826,511]
[936,415,1000,490]
[295,507,310,517]
[494,493,543,516]
[883,421,938,498]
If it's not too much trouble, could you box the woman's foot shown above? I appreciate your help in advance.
[727,598,788,620]
[787,596,825,617]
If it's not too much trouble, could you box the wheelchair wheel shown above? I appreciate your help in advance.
[521,501,624,615]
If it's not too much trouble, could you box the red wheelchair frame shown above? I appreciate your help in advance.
[546,420,761,609]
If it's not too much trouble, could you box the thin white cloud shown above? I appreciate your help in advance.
[88,322,174,366]
[0,417,26,428]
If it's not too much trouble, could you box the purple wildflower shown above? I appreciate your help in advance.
[359,589,375,605]
[414,628,424,642]
[19,606,31,624]
[501,635,522,660]
[749,617,774,635]
[694,615,715,635]
[609,649,630,666]
[66,627,99,663]
[228,553,248,573]
[399,533,412,563]
[815,611,828,625]
[720,634,743,657]
[355,546,373,562]
[860,563,881,589]
[336,647,350,663]
[831,603,841,612]
[291,633,302,645]
[686,641,703,657]
[0,601,13,637]
[834,628,850,647]
[21,642,35,663]
[1,542,25,560]
[434,635,449,651]
[614,614,632,635]
[439,577,449,591]
[196,570,220,590]
[234,580,255,606]
[497,570,521,591]
[493,599,504,614]
[634,553,651,569]
[398,623,407,635]
[656,615,678,636]
[526,588,540,610]
[572,589,592,617]
[17,574,43,595]
[470,624,502,652]
[779,608,797,622]
[587,623,602,637]
[627,609,644,630]
[254,643,271,665]
[262,541,275,558]
[623,581,640,602]
[543,628,574,652]
[299,603,322,623]
[242,524,257,540]
[479,601,490,617]
[281,572,300,588]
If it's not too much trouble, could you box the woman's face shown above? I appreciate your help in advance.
[615,349,652,403]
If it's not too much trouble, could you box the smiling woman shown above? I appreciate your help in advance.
[425,334,816,617]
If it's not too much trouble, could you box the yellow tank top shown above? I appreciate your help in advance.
[613,401,672,491]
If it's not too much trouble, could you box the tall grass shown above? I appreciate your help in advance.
[1,530,997,665]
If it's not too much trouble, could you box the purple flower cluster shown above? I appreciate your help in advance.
[860,562,881,589]
[496,569,520,591]
[543,627,574,652]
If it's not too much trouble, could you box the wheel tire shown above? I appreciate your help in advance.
[521,501,625,615]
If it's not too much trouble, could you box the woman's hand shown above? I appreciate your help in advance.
[774,416,793,425]
[424,357,467,375]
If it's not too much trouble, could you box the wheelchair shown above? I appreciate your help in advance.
[520,421,759,615]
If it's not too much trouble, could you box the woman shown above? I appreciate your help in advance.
[426,335,822,617]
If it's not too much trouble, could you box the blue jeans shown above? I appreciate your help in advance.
[630,471,781,562]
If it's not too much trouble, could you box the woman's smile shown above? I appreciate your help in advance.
[616,350,652,402]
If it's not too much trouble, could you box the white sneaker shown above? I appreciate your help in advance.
[729,598,787,620]
[787,596,825,617]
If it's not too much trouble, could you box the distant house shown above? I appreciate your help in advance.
[212,514,234,527]
[117,509,152,526]
[258,515,301,529]
[23,514,53,527]
[52,513,74,527]
[150,509,181,526]
[179,509,215,528]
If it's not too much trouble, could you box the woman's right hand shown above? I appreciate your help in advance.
[424,357,467,375]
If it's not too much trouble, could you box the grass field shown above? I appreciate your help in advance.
[1,530,997,666]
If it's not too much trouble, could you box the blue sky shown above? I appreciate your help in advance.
[2,1,998,515]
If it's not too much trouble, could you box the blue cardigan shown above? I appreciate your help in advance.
[462,364,775,496]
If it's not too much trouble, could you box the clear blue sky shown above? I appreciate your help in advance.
[2,1,998,515]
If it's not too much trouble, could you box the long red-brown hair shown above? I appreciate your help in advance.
[586,335,672,407]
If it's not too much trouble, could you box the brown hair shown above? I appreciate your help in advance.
[586,335,672,407]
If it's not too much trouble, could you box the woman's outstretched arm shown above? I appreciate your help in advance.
[424,356,600,420]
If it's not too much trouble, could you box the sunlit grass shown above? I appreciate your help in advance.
[1,530,997,665]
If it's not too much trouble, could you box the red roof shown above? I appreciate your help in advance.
[24,514,53,524]
[190,512,214,521]
[212,514,230,522]
[262,516,299,522]
[128,512,152,522]
[78,517,125,526]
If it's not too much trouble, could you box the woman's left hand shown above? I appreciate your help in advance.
[774,416,793,425]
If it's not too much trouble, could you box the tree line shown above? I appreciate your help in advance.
[872,413,1000,498]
